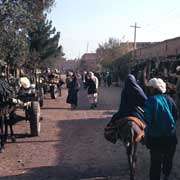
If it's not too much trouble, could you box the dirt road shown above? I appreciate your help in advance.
[0,85,180,180]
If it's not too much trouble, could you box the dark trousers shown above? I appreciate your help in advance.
[149,144,176,180]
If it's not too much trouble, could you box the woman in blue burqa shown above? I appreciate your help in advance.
[113,74,147,122]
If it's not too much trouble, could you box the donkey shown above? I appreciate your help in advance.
[104,115,145,180]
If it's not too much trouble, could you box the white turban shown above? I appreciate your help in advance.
[176,66,180,72]
[19,77,30,89]
[89,72,94,77]
[147,78,166,93]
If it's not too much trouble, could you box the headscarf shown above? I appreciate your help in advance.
[124,74,146,96]
[118,74,147,119]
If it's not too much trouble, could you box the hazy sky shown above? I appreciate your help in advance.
[47,0,180,59]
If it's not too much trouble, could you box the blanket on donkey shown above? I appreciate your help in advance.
[104,115,146,144]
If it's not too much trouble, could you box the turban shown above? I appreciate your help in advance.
[147,78,166,93]
[176,66,180,72]
[19,77,30,89]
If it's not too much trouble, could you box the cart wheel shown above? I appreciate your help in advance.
[39,87,44,107]
[50,85,58,99]
[30,101,41,136]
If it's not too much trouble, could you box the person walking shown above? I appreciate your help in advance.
[107,72,112,87]
[86,72,99,109]
[66,73,80,109]
[103,72,107,87]
[57,75,65,96]
[144,78,178,180]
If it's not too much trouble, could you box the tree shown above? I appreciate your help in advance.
[113,52,133,80]
[0,0,55,68]
[28,17,64,69]
[96,38,129,69]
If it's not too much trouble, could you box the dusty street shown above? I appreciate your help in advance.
[0,85,180,180]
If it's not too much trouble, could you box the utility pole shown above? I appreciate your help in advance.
[86,42,89,53]
[130,22,141,50]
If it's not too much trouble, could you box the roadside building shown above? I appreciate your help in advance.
[80,53,97,72]
[59,59,81,72]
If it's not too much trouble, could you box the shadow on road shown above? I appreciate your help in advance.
[1,117,130,180]
[0,165,129,180]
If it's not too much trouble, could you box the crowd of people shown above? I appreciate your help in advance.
[82,71,112,88]
[60,70,113,110]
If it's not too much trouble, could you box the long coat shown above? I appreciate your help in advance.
[66,78,80,105]
[86,76,98,94]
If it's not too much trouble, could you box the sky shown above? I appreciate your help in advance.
[47,0,180,59]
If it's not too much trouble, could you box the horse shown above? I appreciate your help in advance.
[104,115,145,180]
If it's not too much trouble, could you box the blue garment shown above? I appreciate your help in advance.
[118,74,147,120]
[144,95,177,138]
